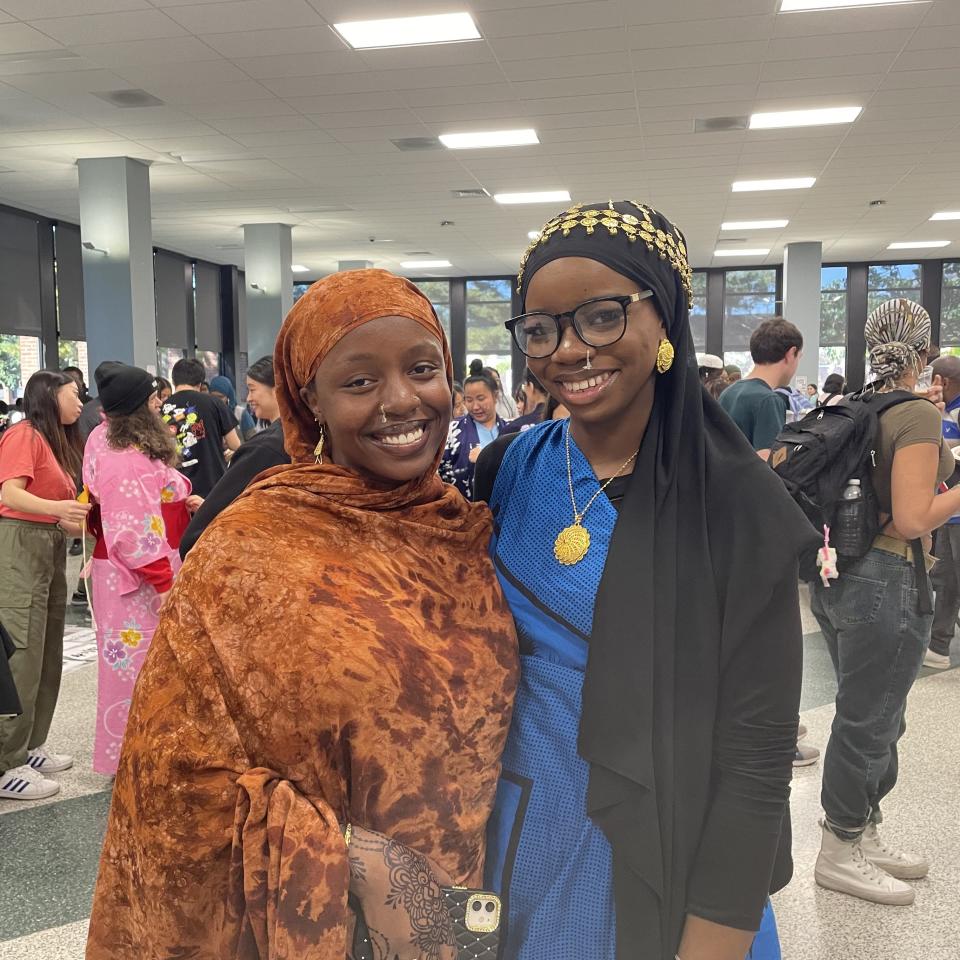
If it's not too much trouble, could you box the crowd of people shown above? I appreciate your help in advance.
[0,198,956,960]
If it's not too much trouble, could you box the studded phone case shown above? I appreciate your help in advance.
[441,887,502,960]
[348,889,502,960]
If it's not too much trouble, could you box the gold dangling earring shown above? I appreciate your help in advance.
[313,424,326,464]
[656,338,675,374]
[379,402,388,424]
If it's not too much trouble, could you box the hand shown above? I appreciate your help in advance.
[468,444,482,464]
[347,825,456,960]
[58,520,84,537]
[56,500,92,526]
[186,495,204,514]
[916,374,945,412]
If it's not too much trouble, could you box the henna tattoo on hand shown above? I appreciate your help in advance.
[381,838,455,960]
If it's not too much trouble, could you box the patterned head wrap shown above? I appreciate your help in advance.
[864,297,931,389]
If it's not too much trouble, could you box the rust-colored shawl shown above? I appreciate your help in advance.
[86,270,518,959]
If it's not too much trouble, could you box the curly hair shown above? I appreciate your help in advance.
[106,401,178,466]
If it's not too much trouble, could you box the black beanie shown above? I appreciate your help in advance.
[95,362,158,416]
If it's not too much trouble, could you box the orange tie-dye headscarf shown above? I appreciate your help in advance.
[274,268,452,465]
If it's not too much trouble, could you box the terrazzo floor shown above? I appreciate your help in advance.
[1,576,958,959]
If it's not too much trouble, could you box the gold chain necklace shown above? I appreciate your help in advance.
[554,426,639,566]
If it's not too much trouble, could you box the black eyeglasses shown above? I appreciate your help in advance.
[505,291,655,359]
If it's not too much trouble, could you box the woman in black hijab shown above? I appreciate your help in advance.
[475,201,817,960]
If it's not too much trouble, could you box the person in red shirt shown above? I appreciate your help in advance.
[0,370,88,800]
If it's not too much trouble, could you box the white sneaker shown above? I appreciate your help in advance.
[815,821,915,905]
[26,744,73,774]
[0,764,60,800]
[924,649,951,670]
[861,822,930,880]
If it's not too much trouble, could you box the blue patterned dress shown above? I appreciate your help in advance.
[483,420,782,960]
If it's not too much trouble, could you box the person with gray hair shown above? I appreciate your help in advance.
[812,298,960,906]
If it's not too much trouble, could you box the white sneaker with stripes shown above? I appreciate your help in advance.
[0,764,60,800]
[26,744,73,774]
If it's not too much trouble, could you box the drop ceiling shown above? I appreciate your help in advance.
[0,0,958,275]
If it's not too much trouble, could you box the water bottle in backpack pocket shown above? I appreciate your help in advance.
[833,479,873,558]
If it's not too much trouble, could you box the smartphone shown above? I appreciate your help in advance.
[348,888,502,960]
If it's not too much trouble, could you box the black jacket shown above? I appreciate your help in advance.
[180,420,289,558]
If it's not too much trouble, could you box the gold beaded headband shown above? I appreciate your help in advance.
[517,200,694,308]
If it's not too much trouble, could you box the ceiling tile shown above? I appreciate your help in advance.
[201,26,346,59]
[28,10,187,44]
[231,50,366,80]
[163,0,326,34]
[476,0,626,39]
[0,21,67,54]
[4,0,148,17]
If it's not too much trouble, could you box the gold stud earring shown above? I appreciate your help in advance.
[656,338,675,374]
[313,424,326,464]
[379,403,388,424]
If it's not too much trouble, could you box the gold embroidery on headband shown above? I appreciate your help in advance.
[517,200,694,307]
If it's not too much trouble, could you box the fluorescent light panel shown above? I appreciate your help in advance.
[440,129,539,150]
[733,177,816,192]
[715,248,770,257]
[887,241,950,249]
[494,190,571,205]
[291,264,309,273]
[780,0,928,10]
[333,12,480,49]
[930,211,960,221]
[401,259,452,269]
[721,219,789,230]
[750,106,861,129]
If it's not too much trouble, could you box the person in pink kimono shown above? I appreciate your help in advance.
[82,363,196,775]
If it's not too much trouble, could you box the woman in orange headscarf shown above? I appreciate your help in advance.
[86,269,518,960]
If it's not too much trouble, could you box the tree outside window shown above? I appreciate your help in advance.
[466,279,513,395]
[722,269,778,370]
[690,271,707,351]
[867,263,920,314]
[820,266,847,386]
[413,280,451,338]
[941,262,960,352]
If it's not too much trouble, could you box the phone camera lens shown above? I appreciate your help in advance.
[472,901,482,912]
[485,902,496,913]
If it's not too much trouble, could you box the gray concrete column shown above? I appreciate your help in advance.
[782,241,822,392]
[338,260,374,271]
[243,223,292,363]
[77,157,157,375]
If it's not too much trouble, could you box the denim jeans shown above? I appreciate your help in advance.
[931,525,960,657]
[810,547,932,838]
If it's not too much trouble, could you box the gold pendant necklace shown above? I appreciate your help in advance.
[554,426,639,566]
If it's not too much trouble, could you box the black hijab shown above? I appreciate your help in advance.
[519,201,818,959]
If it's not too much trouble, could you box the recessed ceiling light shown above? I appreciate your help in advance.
[528,230,542,240]
[494,190,571,205]
[887,241,950,249]
[733,178,816,192]
[439,129,539,150]
[333,12,480,49]
[401,259,452,269]
[750,106,861,129]
[291,264,309,273]
[780,0,929,10]
[715,248,771,257]
[930,211,960,221]
[721,220,790,230]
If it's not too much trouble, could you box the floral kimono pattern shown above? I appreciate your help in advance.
[83,424,191,775]
[440,414,506,500]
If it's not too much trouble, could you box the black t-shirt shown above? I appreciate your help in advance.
[162,389,237,497]
[180,419,290,558]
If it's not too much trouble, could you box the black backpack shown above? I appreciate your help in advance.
[769,390,921,583]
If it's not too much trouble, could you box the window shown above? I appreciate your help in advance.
[723,269,778,369]
[941,261,960,349]
[413,280,451,337]
[58,339,89,385]
[0,334,42,405]
[157,347,186,384]
[198,350,221,382]
[690,271,707,351]
[466,279,513,395]
[820,266,847,386]
[867,263,920,314]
